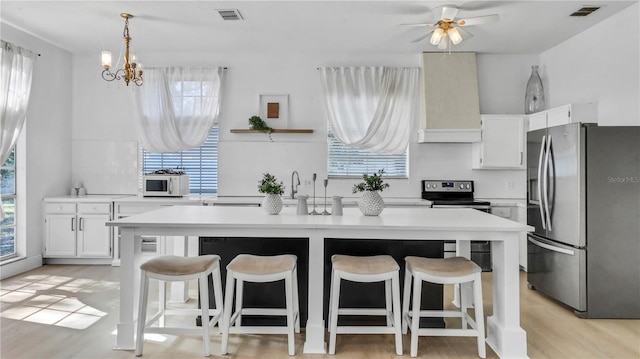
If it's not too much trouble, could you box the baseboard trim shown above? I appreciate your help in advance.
[0,255,43,280]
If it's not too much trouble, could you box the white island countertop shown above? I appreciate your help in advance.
[108,206,532,358]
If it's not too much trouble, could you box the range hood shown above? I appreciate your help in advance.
[418,52,481,143]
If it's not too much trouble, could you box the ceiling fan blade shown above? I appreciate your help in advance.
[439,5,459,21]
[411,32,432,43]
[457,14,500,26]
[400,22,436,27]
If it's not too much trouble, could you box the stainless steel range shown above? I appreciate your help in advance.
[421,180,492,271]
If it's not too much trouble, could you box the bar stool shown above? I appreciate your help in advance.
[402,256,486,358]
[220,254,300,356]
[328,254,403,355]
[135,255,224,357]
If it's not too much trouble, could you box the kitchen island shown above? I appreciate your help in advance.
[108,206,532,358]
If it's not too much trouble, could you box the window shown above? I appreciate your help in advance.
[142,127,218,195]
[327,126,408,178]
[1,148,17,259]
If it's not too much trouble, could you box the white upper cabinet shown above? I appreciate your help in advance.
[527,104,597,131]
[472,115,525,169]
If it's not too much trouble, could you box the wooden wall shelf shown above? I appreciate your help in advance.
[230,129,314,134]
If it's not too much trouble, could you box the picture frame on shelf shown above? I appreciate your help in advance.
[259,94,288,129]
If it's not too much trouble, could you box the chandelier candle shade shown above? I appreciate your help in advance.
[101,13,143,86]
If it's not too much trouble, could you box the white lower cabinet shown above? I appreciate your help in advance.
[44,202,112,258]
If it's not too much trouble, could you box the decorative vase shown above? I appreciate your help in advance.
[262,194,283,215]
[358,191,384,216]
[525,65,545,114]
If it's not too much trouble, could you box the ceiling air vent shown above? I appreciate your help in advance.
[217,9,243,21]
[570,6,601,17]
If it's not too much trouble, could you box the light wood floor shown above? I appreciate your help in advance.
[1,264,638,359]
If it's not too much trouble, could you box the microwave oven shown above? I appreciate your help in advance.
[142,174,190,197]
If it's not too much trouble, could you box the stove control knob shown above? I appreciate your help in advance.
[459,184,464,189]
[466,184,470,189]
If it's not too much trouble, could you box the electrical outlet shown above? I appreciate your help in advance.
[507,180,514,190]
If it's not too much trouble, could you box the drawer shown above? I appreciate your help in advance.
[78,203,111,214]
[45,203,76,214]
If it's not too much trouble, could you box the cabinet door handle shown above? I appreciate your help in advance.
[71,217,75,231]
[79,217,84,231]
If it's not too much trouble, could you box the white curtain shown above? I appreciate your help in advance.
[0,40,37,220]
[318,67,419,154]
[134,67,223,152]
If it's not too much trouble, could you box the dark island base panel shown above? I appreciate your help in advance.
[199,237,444,328]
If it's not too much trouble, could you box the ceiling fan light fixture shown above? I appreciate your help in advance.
[430,28,445,45]
[448,27,463,45]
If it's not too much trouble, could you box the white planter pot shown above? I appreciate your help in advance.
[358,191,384,216]
[262,194,283,215]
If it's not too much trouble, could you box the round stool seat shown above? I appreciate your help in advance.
[332,254,400,275]
[406,256,481,278]
[140,255,219,276]
[227,254,297,275]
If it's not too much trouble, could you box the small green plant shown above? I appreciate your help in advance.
[352,169,390,193]
[258,172,284,195]
[249,115,274,141]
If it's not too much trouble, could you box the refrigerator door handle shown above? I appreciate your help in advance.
[543,135,553,231]
[528,236,575,256]
[537,135,547,229]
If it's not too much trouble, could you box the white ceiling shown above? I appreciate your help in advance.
[1,1,636,55]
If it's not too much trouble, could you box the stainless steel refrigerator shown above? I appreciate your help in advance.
[527,123,640,318]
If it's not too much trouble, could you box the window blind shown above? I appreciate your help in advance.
[327,127,407,178]
[142,127,218,194]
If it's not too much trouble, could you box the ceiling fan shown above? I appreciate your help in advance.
[404,5,500,50]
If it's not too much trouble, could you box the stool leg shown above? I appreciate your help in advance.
[293,266,300,333]
[212,266,224,334]
[402,268,412,335]
[410,275,422,358]
[221,270,235,355]
[235,279,244,327]
[327,268,334,329]
[460,282,468,329]
[385,278,392,327]
[328,270,341,355]
[158,279,166,327]
[473,274,486,358]
[285,271,295,356]
[199,273,211,357]
[135,272,149,357]
[391,271,403,356]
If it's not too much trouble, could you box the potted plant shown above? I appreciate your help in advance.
[249,115,274,141]
[258,172,285,214]
[352,169,389,216]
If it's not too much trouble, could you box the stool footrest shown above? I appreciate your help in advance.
[144,327,216,335]
[228,326,294,335]
[336,326,400,334]
[240,308,289,316]
[415,328,481,337]
[337,308,390,316]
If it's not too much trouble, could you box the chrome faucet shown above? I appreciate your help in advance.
[291,171,300,199]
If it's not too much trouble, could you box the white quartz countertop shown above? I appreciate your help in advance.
[108,205,533,233]
[43,194,128,203]
[112,194,214,204]
[207,196,432,207]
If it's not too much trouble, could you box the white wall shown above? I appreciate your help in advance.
[540,3,640,125]
[0,23,72,279]
[70,50,531,199]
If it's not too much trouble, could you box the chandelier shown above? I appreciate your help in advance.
[101,13,143,86]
